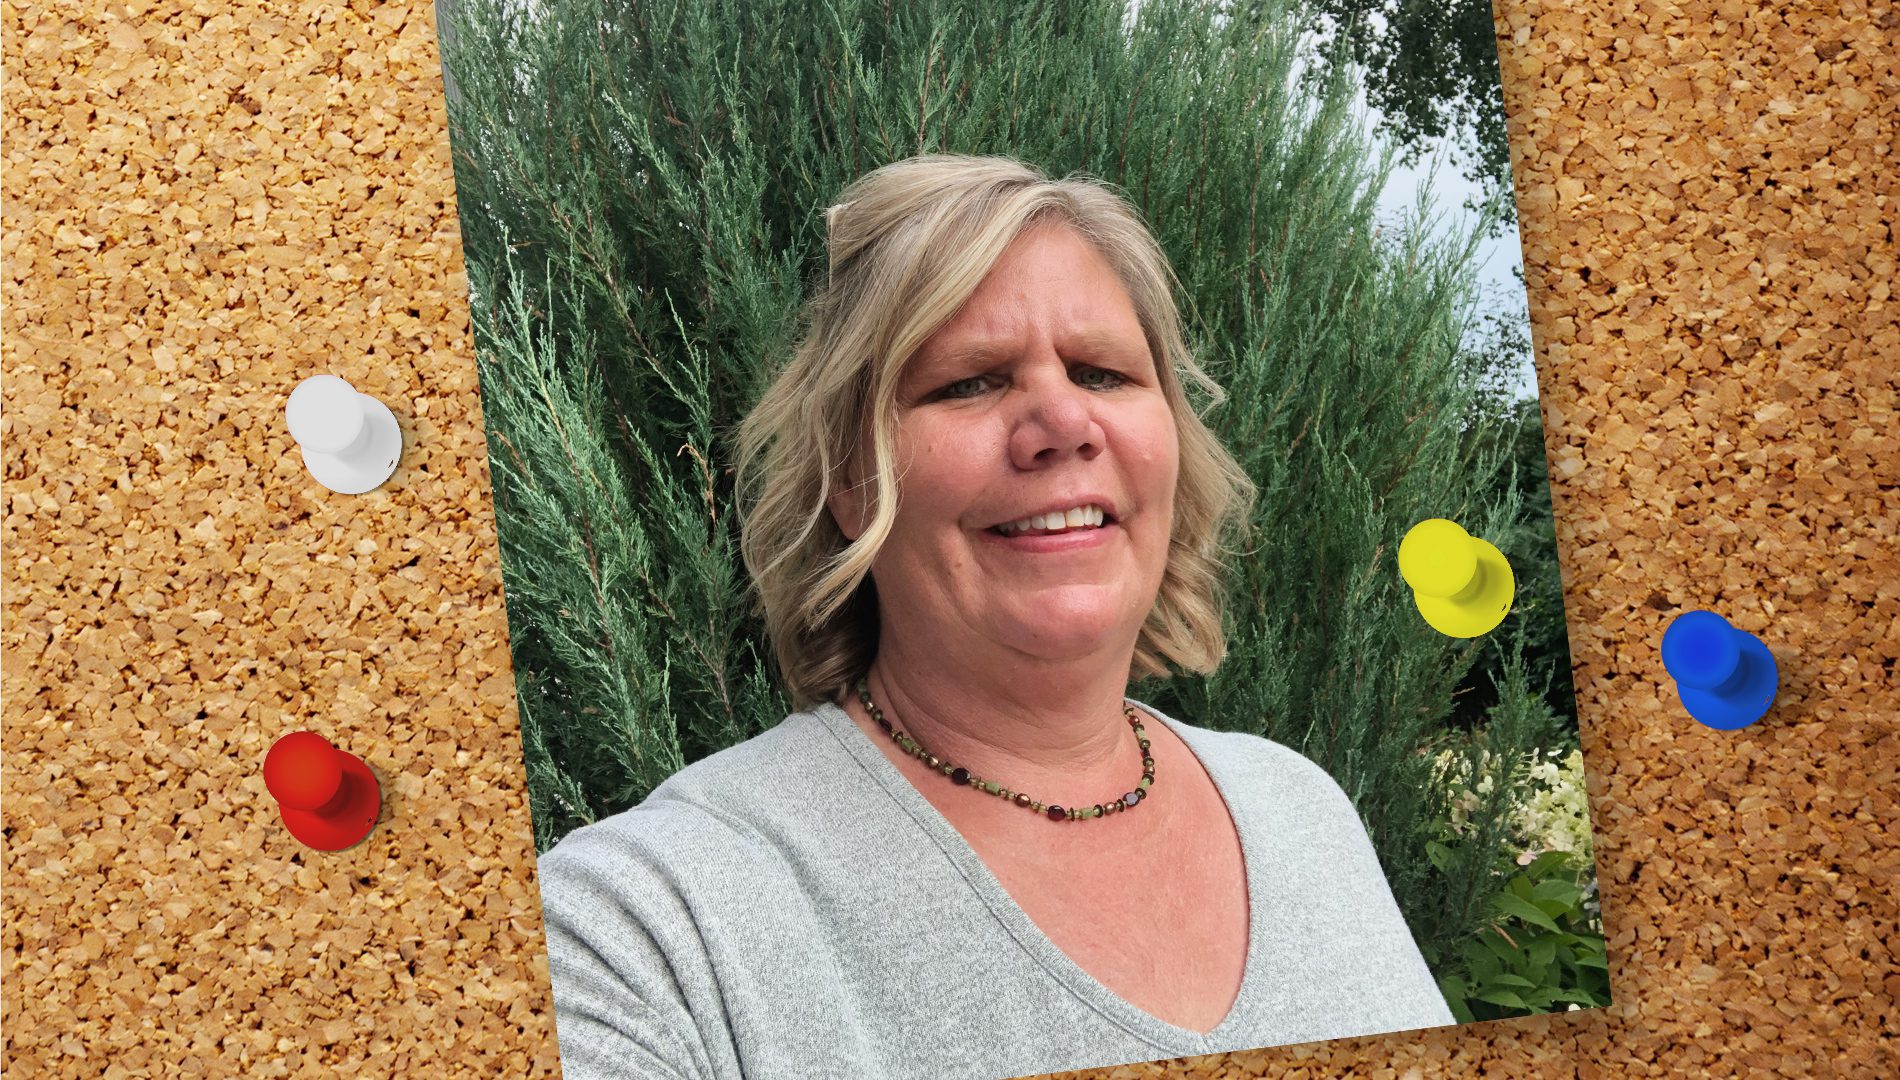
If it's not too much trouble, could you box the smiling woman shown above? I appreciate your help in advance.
[742,155,1252,707]
[534,154,1456,1080]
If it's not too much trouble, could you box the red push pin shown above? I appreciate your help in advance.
[264,732,381,851]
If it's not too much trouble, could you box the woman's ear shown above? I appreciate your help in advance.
[826,459,867,542]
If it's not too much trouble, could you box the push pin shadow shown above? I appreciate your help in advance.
[286,375,402,494]
[264,732,382,851]
[1397,518,1516,638]
[1660,610,1778,730]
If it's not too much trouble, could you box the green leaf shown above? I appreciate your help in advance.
[1427,840,1454,873]
[1531,876,1582,904]
[1463,942,1501,982]
[1443,990,1477,1026]
[1481,930,1519,962]
[1494,892,1561,933]
[1487,973,1537,990]
[1549,989,1605,1006]
[1527,937,1557,969]
[1527,850,1577,878]
[1533,895,1574,920]
[1474,989,1529,1009]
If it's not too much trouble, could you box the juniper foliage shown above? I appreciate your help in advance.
[437,0,1566,966]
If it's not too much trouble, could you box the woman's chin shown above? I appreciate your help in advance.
[988,605,1132,660]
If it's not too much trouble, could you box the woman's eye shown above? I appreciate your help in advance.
[939,376,988,399]
[936,366,1124,400]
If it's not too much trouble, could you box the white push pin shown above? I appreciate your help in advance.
[285,375,402,494]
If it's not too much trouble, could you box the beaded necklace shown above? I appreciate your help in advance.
[853,676,1155,822]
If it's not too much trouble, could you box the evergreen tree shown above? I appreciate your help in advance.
[1444,286,1579,732]
[437,0,1564,969]
[1301,0,1517,233]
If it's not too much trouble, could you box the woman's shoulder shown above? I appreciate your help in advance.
[1134,702,1363,816]
[652,706,846,808]
[1135,701,1326,771]
[537,705,852,878]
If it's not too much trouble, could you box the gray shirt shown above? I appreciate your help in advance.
[538,699,1454,1079]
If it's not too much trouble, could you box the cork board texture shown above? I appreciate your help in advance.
[2,1,1892,1078]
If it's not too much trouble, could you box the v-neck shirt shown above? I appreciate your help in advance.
[538,699,1454,1079]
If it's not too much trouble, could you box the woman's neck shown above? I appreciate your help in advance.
[859,643,1145,809]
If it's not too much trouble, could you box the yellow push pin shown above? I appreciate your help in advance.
[1398,519,1515,638]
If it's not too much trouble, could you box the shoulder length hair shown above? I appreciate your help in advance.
[733,153,1256,710]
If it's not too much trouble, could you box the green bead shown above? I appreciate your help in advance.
[1138,776,1152,791]
[982,780,999,794]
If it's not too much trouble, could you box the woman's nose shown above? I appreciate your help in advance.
[1008,367,1100,467]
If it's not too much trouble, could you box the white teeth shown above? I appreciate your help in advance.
[996,504,1107,536]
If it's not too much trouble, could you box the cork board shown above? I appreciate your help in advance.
[2,2,1892,1078]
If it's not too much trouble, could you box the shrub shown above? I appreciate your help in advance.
[1426,739,1608,1020]
[1435,851,1611,1022]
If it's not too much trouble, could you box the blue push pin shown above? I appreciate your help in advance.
[1660,610,1778,730]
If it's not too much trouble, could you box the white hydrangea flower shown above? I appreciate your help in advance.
[1431,744,1594,871]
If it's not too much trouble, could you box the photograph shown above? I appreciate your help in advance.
[433,0,1611,1075]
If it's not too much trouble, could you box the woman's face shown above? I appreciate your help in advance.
[829,221,1180,668]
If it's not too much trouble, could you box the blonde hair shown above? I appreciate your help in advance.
[733,154,1257,709]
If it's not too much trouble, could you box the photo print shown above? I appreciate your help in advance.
[433,0,1610,1075]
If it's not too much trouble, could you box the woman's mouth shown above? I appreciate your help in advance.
[983,515,1117,552]
[988,504,1114,537]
